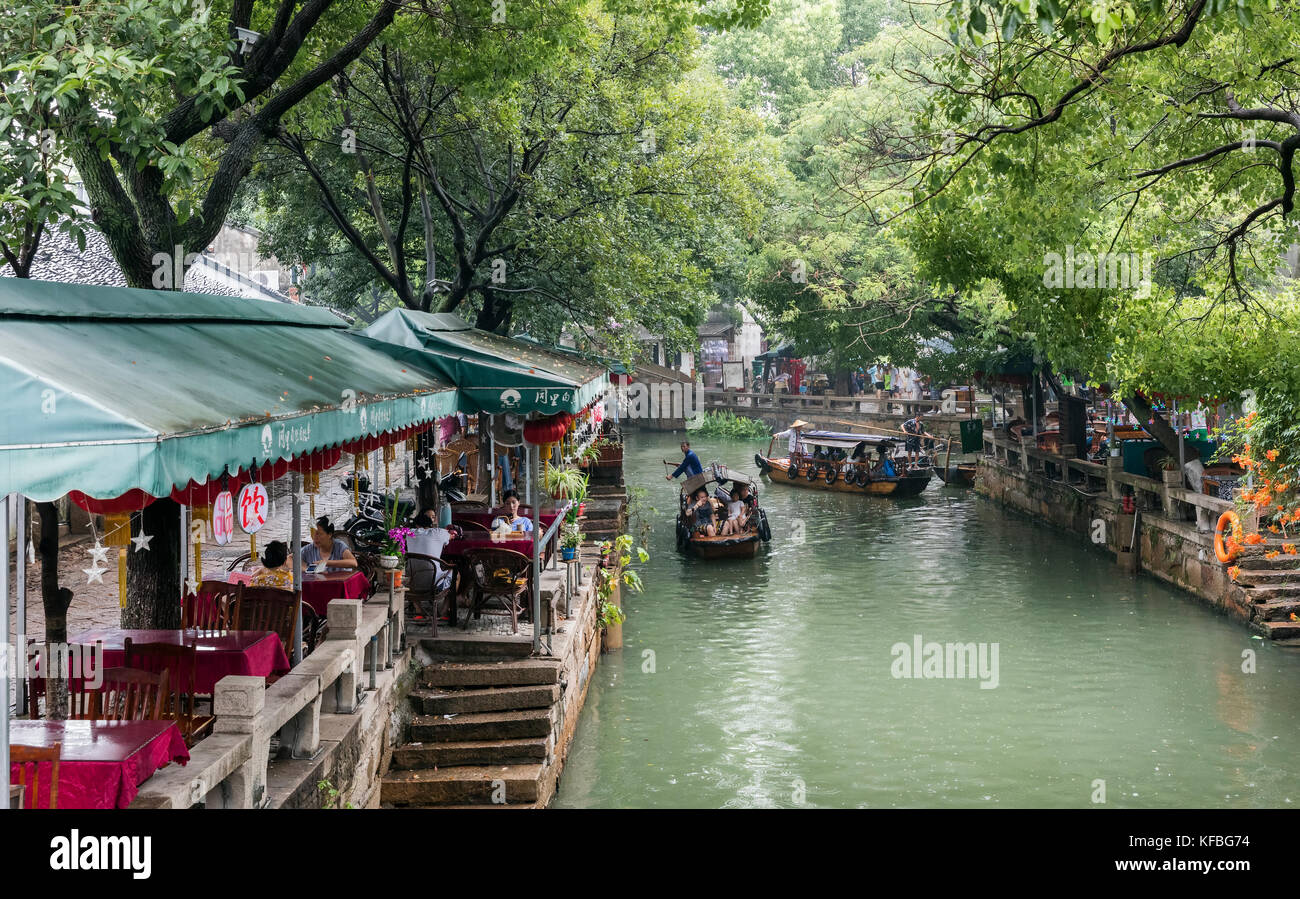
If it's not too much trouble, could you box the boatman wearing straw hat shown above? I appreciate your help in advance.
[773,420,810,460]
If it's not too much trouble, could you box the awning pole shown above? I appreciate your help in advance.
[488,421,498,508]
[179,504,189,598]
[2,494,12,801]
[15,496,26,715]
[531,442,541,656]
[291,472,303,667]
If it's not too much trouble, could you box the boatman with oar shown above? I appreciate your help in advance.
[772,419,810,463]
[666,440,704,481]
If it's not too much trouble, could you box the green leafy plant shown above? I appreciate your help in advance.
[317,778,353,810]
[561,522,584,550]
[543,465,589,502]
[692,410,772,440]
[594,534,649,630]
[598,601,626,628]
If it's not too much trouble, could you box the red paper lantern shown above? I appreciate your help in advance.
[523,414,570,446]
[69,489,157,515]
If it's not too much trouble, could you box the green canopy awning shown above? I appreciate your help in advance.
[363,309,608,415]
[0,280,457,502]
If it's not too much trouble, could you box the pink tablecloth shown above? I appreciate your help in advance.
[454,510,562,531]
[441,533,543,561]
[10,719,189,809]
[300,570,369,615]
[68,628,290,693]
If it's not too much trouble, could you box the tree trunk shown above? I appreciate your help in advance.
[1124,392,1198,464]
[36,502,72,719]
[123,498,182,628]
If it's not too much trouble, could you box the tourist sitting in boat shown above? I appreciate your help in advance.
[490,489,534,532]
[735,480,756,511]
[687,487,717,537]
[721,487,750,536]
[873,449,897,478]
[666,441,704,481]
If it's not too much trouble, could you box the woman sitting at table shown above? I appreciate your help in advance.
[250,540,295,588]
[301,516,358,570]
[490,490,534,533]
[407,510,455,592]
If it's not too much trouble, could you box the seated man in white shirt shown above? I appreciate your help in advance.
[406,509,454,593]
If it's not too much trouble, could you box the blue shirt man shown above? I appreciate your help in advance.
[667,442,703,481]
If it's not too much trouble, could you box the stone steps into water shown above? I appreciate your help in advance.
[382,764,546,806]
[1260,620,1300,639]
[411,684,560,715]
[392,737,550,768]
[410,708,555,742]
[1251,599,1300,621]
[420,658,561,688]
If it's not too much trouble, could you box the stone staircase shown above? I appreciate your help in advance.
[381,657,566,807]
[1232,543,1300,640]
[581,482,627,542]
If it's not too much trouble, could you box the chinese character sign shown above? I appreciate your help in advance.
[237,483,269,534]
[212,491,235,546]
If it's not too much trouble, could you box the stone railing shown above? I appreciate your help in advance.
[132,592,401,809]
[983,430,1234,530]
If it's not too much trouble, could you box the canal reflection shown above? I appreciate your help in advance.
[552,432,1300,808]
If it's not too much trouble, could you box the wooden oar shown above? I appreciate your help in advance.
[826,418,952,447]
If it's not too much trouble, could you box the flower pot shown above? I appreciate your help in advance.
[578,501,586,516]
[379,554,400,569]
[1161,469,1181,486]
[562,547,577,561]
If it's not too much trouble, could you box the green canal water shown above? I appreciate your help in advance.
[551,431,1300,808]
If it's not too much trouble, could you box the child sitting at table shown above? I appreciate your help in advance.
[250,540,294,588]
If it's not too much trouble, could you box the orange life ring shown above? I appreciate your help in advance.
[1214,510,1244,563]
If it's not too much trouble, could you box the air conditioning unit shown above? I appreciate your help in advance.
[492,412,525,447]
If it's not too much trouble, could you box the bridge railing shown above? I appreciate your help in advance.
[701,388,1022,418]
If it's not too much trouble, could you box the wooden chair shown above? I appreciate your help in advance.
[236,584,301,658]
[25,643,101,719]
[185,581,237,633]
[462,547,532,634]
[123,638,213,745]
[79,667,170,722]
[405,552,456,635]
[10,744,61,809]
[456,519,490,533]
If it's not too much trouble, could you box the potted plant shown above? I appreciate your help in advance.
[1159,455,1182,486]
[561,523,583,561]
[544,464,589,514]
[594,534,647,652]
[379,495,409,569]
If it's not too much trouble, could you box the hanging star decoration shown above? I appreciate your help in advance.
[84,563,106,584]
[131,530,154,553]
[88,542,110,566]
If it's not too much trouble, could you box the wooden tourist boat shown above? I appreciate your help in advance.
[754,430,932,498]
[675,464,771,559]
[935,462,978,487]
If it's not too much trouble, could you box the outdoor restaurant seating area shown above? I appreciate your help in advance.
[2,281,614,808]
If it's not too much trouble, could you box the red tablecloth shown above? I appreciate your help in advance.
[454,510,562,531]
[9,719,189,809]
[68,628,290,693]
[441,533,543,561]
[299,570,370,615]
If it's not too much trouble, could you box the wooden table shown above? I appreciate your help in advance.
[299,570,370,615]
[9,719,188,809]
